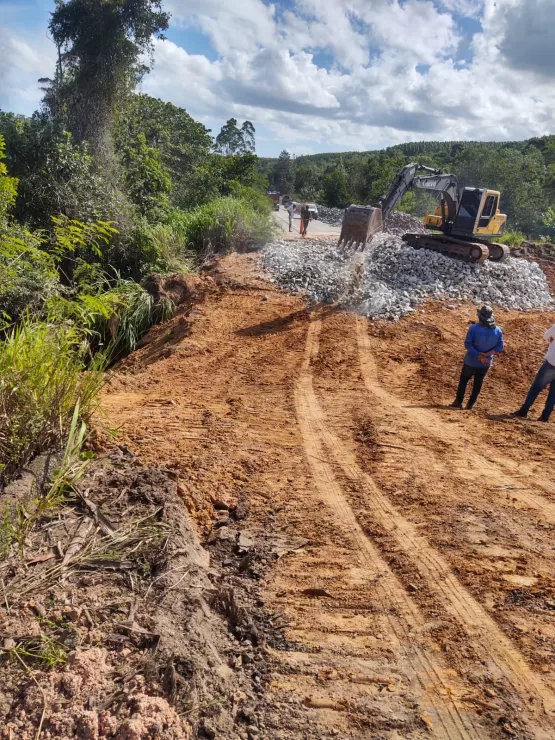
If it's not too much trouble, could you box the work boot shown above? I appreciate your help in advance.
[538,411,551,422]
[512,407,528,418]
[466,402,475,410]
[450,401,463,409]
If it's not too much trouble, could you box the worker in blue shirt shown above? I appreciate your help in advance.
[451,305,504,410]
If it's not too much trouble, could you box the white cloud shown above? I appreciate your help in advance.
[165,0,277,54]
[2,0,554,155]
[0,31,55,113]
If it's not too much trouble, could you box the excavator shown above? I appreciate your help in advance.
[338,163,510,263]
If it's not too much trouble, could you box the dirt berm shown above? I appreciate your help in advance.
[2,249,555,738]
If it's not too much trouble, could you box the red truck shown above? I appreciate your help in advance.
[266,191,280,211]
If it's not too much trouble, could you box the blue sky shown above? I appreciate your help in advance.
[1,0,554,157]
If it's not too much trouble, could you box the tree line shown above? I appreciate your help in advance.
[260,139,555,237]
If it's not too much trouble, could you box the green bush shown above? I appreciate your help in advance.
[170,193,275,259]
[497,229,527,248]
[0,226,60,323]
[0,319,104,483]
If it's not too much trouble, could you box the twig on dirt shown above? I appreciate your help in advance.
[74,487,116,536]
[62,517,95,565]
[11,648,47,739]
[1,577,11,615]
[375,442,408,451]
[165,569,190,594]
[143,565,190,601]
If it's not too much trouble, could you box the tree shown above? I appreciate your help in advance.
[240,121,256,154]
[274,150,295,195]
[0,135,18,221]
[47,0,170,162]
[215,119,256,155]
[295,163,320,201]
[322,163,351,208]
[115,94,212,208]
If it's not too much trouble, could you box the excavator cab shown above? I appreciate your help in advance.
[425,188,506,239]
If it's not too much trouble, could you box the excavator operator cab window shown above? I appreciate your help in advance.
[454,188,483,234]
[478,194,498,228]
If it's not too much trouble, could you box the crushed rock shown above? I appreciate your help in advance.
[262,226,552,321]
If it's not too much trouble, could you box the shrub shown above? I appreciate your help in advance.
[0,319,104,483]
[170,193,275,259]
[497,229,527,248]
[0,226,60,323]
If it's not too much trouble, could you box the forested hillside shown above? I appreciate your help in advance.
[259,138,555,238]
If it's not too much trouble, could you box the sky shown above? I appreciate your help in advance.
[0,0,554,157]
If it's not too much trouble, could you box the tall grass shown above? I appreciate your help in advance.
[0,319,104,483]
[140,222,196,273]
[104,280,173,359]
[497,229,527,248]
[170,194,276,260]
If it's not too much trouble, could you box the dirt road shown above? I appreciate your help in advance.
[101,253,555,738]
[273,208,341,237]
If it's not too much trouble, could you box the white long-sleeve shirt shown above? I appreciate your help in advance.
[544,325,555,366]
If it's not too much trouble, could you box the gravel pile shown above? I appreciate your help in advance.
[317,205,344,226]
[262,233,553,321]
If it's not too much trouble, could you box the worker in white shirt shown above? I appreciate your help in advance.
[513,325,555,422]
[286,202,295,232]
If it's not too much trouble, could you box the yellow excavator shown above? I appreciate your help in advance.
[338,163,510,263]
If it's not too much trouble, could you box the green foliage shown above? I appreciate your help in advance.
[0,135,18,219]
[322,163,351,208]
[115,93,212,209]
[273,150,295,195]
[215,118,256,155]
[137,221,195,273]
[0,319,104,483]
[47,0,170,154]
[497,230,527,248]
[0,113,118,230]
[0,226,59,323]
[9,635,68,669]
[104,280,171,358]
[120,133,172,219]
[543,206,555,231]
[170,192,275,259]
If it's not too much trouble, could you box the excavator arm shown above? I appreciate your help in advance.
[380,163,460,222]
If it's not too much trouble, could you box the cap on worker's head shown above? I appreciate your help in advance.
[477,305,495,327]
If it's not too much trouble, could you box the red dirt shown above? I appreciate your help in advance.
[93,251,555,737]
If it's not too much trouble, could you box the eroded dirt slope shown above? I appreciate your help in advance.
[100,252,555,738]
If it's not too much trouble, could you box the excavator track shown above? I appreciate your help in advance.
[487,242,511,262]
[403,233,490,263]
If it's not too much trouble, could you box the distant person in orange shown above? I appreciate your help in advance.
[300,204,310,236]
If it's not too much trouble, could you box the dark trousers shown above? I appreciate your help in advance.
[456,363,488,407]
[522,361,555,419]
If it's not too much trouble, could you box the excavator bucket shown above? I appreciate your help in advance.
[338,205,383,253]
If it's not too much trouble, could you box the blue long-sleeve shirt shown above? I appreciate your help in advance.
[463,323,504,368]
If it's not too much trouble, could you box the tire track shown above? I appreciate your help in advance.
[356,319,555,521]
[296,319,484,740]
[313,316,555,732]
